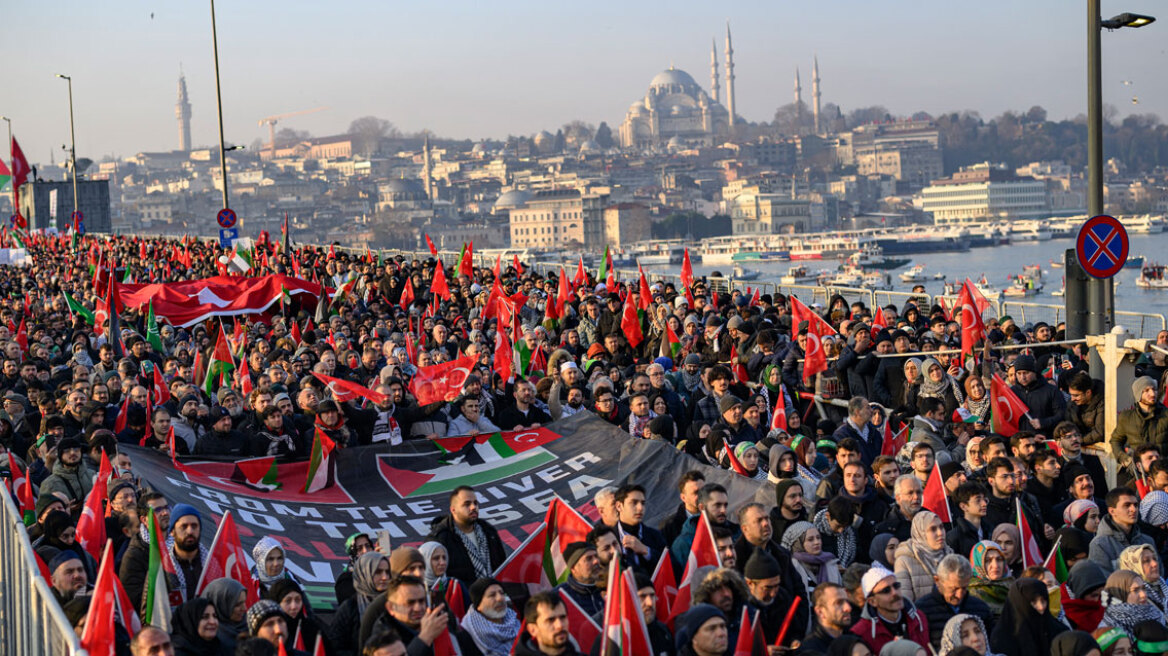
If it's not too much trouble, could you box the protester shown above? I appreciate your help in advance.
[988,578,1068,656]
[460,578,521,656]
[968,541,1013,620]
[939,614,1000,656]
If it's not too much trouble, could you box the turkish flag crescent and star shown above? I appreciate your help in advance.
[118,275,323,327]
[990,374,1030,435]
[408,355,476,405]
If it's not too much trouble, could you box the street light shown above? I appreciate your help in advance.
[1077,1,1155,370]
[209,0,231,214]
[55,74,79,223]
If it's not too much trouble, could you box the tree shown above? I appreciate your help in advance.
[561,120,595,149]
[348,116,398,157]
[772,102,814,135]
[846,106,891,128]
[553,129,566,153]
[275,128,310,146]
[595,122,614,149]
[1024,106,1048,124]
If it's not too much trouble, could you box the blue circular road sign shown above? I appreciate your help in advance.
[1076,214,1129,279]
[216,208,238,229]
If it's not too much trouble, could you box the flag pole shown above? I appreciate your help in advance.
[1042,535,1063,570]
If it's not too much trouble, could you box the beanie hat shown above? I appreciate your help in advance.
[107,478,135,502]
[562,541,595,572]
[861,566,896,598]
[1055,527,1093,561]
[246,599,283,635]
[469,577,501,609]
[1066,560,1108,599]
[171,503,200,527]
[1062,463,1092,490]
[1140,490,1168,526]
[717,395,742,415]
[939,461,964,483]
[1133,376,1157,400]
[674,604,726,651]
[389,547,424,576]
[743,548,781,581]
[684,353,701,367]
[50,550,81,573]
[1013,355,1037,374]
[774,479,802,507]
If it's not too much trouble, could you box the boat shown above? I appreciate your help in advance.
[1136,264,1168,289]
[731,264,761,281]
[780,265,819,285]
[1009,221,1053,242]
[899,264,927,283]
[1003,277,1041,297]
[846,244,911,270]
[1050,258,1064,269]
[932,272,947,280]
[1119,214,1166,234]
[861,271,893,290]
[825,271,862,287]
[1125,255,1146,269]
[1022,264,1044,280]
[629,241,686,265]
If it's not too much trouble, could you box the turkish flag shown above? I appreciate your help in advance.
[881,422,908,457]
[651,552,678,625]
[1016,497,1045,569]
[559,590,602,654]
[871,306,888,340]
[621,300,643,348]
[770,385,788,432]
[399,278,415,309]
[599,561,653,656]
[790,296,833,380]
[573,256,587,289]
[670,511,722,622]
[923,462,952,523]
[459,242,474,279]
[75,483,107,562]
[990,374,1029,435]
[425,234,438,256]
[494,330,514,382]
[957,278,989,359]
[638,267,652,310]
[81,543,119,656]
[409,355,476,405]
[513,253,524,276]
[117,274,322,328]
[195,510,259,605]
[681,248,694,292]
[10,137,30,188]
[430,260,451,301]
[152,366,171,405]
[312,371,388,405]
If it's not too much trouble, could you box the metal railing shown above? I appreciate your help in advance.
[0,482,86,655]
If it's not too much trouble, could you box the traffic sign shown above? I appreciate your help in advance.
[218,228,238,248]
[216,208,238,229]
[1076,214,1129,279]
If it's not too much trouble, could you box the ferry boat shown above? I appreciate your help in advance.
[846,244,910,270]
[1137,264,1168,289]
[787,235,875,261]
[964,224,1011,247]
[731,264,761,281]
[861,271,894,291]
[1125,255,1146,269]
[1003,276,1041,297]
[629,241,687,265]
[698,237,791,266]
[874,232,971,255]
[899,265,927,283]
[947,277,1002,301]
[1009,221,1053,242]
[780,265,820,285]
[1119,214,1166,234]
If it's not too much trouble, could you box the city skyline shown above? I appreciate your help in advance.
[3,0,1164,162]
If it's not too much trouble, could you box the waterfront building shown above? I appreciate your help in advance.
[920,162,1049,225]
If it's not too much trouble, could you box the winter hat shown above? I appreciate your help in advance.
[743,549,781,580]
[107,478,135,502]
[469,577,502,609]
[1066,560,1109,599]
[246,599,283,635]
[774,479,802,507]
[1140,490,1168,526]
[562,541,595,571]
[389,547,424,576]
[1013,354,1037,373]
[674,604,726,651]
[684,353,701,367]
[1133,376,1157,400]
[718,395,742,415]
[1062,463,1092,490]
[940,461,964,483]
[861,566,897,598]
[171,503,200,526]
[49,550,82,573]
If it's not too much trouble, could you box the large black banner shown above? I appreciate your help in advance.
[123,413,773,609]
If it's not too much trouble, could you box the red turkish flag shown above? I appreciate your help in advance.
[399,278,415,309]
[871,306,888,339]
[10,137,30,188]
[638,267,652,310]
[651,552,678,624]
[990,374,1029,436]
[770,385,788,432]
[81,543,119,656]
[573,256,587,289]
[430,260,451,301]
[621,300,643,348]
[557,266,571,316]
[600,561,653,656]
[957,278,989,359]
[881,422,908,457]
[408,355,476,405]
[790,296,834,380]
[559,590,602,654]
[75,483,107,562]
[494,330,514,382]
[922,461,952,523]
[1017,497,1045,569]
[670,511,722,622]
[681,248,694,291]
[152,366,171,405]
[513,253,524,276]
[425,234,438,256]
[195,511,260,604]
[459,242,474,279]
[312,371,388,405]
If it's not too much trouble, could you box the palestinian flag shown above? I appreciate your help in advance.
[1045,535,1069,583]
[0,158,10,192]
[202,328,235,397]
[599,245,615,290]
[230,243,253,273]
[145,301,165,353]
[11,231,27,250]
[303,428,337,493]
[541,497,593,586]
[230,456,281,491]
[143,509,176,631]
[664,321,682,360]
[62,291,95,324]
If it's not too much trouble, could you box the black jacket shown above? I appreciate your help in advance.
[1010,378,1066,432]
[732,535,808,604]
[495,403,552,431]
[945,516,987,560]
[659,503,694,547]
[915,588,995,650]
[1068,380,1107,445]
[426,514,506,585]
[118,531,150,617]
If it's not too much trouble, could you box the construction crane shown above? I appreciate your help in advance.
[258,106,328,150]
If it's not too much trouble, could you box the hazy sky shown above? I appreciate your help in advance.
[3,0,1165,163]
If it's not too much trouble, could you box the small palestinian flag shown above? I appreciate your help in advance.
[230,456,281,491]
[304,428,337,493]
[664,322,682,360]
[202,328,235,397]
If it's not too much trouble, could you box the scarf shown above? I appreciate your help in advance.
[252,536,286,585]
[907,511,951,573]
[814,508,856,567]
[680,368,703,394]
[352,552,388,616]
[461,607,522,656]
[793,550,838,584]
[629,409,657,438]
[165,537,210,602]
[418,541,448,590]
[457,523,492,579]
[257,429,296,456]
[1101,591,1167,636]
[965,393,991,422]
[919,358,964,404]
[940,614,994,656]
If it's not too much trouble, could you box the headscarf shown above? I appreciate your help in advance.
[880,640,923,656]
[203,577,247,637]
[783,521,836,584]
[991,524,1021,565]
[907,511,952,574]
[969,541,1012,617]
[1063,500,1099,530]
[989,578,1062,656]
[919,357,964,404]
[768,445,797,482]
[963,375,991,420]
[1051,631,1105,656]
[1102,570,1167,637]
[171,598,220,656]
[352,552,388,615]
[1118,544,1168,612]
[970,541,1007,581]
[869,533,897,570]
[418,541,449,589]
[940,614,992,656]
[251,536,285,585]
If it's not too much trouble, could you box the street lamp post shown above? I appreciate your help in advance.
[55,74,80,224]
[210,0,231,214]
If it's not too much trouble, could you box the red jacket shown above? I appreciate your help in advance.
[849,599,930,654]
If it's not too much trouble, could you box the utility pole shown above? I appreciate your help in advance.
[55,74,79,221]
[210,0,230,213]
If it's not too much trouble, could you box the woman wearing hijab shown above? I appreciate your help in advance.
[939,614,1002,656]
[790,434,824,491]
[828,634,874,656]
[989,578,1069,656]
[912,358,963,417]
[894,511,954,601]
[1117,545,1168,614]
[730,442,768,481]
[969,541,1014,620]
[869,534,900,570]
[1064,501,1102,534]
[202,578,247,652]
[249,536,298,597]
[680,422,710,458]
[992,524,1024,578]
[418,541,469,614]
[329,552,391,656]
[758,365,794,428]
[880,640,927,656]
[1100,570,1167,638]
[171,598,230,656]
[1050,631,1104,656]
[39,510,97,581]
[961,375,991,433]
[266,579,324,650]
[1092,627,1134,656]
[782,520,842,590]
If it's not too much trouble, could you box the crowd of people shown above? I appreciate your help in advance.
[5,232,1168,656]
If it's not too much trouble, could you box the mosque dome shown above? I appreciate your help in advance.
[649,68,699,93]
[382,177,427,201]
[578,140,600,154]
[493,189,532,210]
[533,131,554,147]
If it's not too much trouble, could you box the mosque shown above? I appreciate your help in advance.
[619,24,739,150]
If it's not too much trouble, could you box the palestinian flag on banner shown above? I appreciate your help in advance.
[142,509,176,631]
[230,456,281,491]
[145,301,165,353]
[303,428,337,493]
[202,328,235,397]
[62,291,95,324]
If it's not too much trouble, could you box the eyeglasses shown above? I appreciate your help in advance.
[872,581,901,596]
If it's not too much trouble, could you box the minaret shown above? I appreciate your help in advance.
[709,39,720,105]
[724,22,736,129]
[176,70,192,152]
[422,132,434,200]
[812,55,822,134]
[794,68,803,120]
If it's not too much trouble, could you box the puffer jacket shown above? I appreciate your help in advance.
[1110,403,1168,459]
[893,539,953,602]
[692,567,752,648]
[1010,377,1066,432]
[1069,379,1106,445]
[850,595,930,655]
[1088,516,1156,573]
[39,459,94,505]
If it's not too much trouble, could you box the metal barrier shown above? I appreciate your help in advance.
[1116,311,1167,338]
[1001,301,1065,327]
[0,481,86,655]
